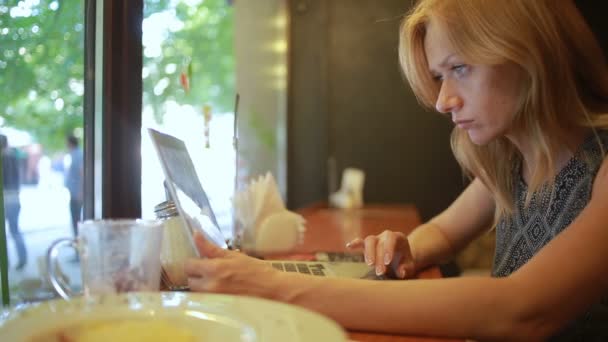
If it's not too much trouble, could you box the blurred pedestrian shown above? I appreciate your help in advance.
[65,135,83,238]
[1,134,27,270]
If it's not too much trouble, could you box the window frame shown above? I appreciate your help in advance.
[84,0,143,219]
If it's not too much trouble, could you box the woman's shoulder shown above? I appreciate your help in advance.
[592,153,608,191]
[581,129,608,152]
[574,129,608,171]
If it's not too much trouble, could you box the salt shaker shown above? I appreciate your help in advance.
[154,200,197,290]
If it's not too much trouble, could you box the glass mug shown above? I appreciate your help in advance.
[46,219,164,299]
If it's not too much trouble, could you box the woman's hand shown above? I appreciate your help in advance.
[184,233,283,300]
[347,230,416,279]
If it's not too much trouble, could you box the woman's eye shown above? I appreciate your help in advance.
[452,64,468,77]
[432,74,443,82]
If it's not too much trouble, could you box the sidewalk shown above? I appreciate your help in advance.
[5,184,81,303]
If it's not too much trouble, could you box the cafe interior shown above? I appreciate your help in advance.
[0,0,606,341]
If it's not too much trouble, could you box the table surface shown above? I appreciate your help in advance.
[293,204,463,342]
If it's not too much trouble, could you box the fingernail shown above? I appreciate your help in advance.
[384,253,390,265]
[399,268,406,279]
[345,242,352,248]
[375,265,384,276]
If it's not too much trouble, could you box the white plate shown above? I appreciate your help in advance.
[0,292,347,341]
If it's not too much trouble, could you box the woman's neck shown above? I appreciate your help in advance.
[507,127,590,184]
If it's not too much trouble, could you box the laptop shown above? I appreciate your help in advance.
[148,128,384,280]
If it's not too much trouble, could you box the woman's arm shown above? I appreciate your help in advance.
[351,178,495,277]
[186,160,608,340]
[276,273,523,340]
[275,159,608,340]
[407,177,496,272]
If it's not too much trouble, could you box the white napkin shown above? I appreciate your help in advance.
[233,172,305,253]
[329,168,365,209]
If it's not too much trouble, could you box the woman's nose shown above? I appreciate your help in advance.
[435,81,462,114]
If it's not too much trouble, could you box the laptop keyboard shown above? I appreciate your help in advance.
[271,262,327,276]
[316,252,365,262]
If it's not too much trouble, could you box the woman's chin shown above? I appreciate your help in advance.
[467,130,494,146]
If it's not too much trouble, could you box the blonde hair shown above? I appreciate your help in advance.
[400,0,608,222]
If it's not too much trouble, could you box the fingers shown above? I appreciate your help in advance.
[350,231,414,278]
[184,257,227,293]
[382,232,397,266]
[397,264,406,279]
[185,234,232,285]
[187,276,206,292]
[346,237,364,249]
[184,258,214,278]
[374,230,395,276]
[363,235,377,266]
[391,247,415,279]
[396,259,416,279]
[375,240,385,276]
[384,232,411,279]
[194,232,228,258]
[187,276,219,293]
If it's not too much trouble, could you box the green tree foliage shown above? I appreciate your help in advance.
[143,0,234,123]
[0,0,84,152]
[0,0,233,152]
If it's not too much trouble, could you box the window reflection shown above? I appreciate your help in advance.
[140,0,235,239]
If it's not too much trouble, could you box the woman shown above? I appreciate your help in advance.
[184,0,608,340]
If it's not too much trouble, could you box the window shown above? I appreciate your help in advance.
[140,0,236,238]
[1,0,85,304]
[0,0,289,305]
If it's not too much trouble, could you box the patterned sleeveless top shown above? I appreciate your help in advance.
[492,130,608,341]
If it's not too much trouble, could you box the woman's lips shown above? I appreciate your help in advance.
[454,119,474,129]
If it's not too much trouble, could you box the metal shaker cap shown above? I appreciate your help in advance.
[154,200,179,219]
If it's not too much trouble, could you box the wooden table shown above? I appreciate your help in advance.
[293,204,463,342]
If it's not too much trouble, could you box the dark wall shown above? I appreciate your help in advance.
[287,0,331,212]
[575,0,608,57]
[287,0,465,220]
[286,1,607,220]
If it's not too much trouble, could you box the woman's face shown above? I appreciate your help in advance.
[424,21,524,145]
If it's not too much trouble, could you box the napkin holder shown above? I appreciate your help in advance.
[233,173,305,253]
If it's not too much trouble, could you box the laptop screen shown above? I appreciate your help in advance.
[148,128,228,249]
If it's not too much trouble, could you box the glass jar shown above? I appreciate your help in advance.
[154,200,197,290]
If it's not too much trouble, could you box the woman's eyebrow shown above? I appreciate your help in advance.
[429,53,456,74]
